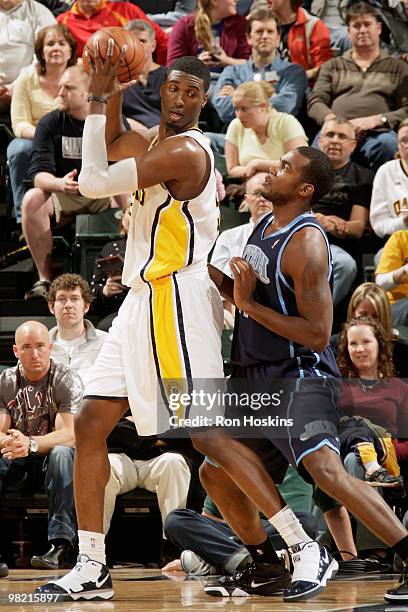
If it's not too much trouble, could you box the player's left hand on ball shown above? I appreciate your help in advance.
[229,256,257,311]
[85,39,136,99]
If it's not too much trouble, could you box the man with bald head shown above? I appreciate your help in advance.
[0,321,83,569]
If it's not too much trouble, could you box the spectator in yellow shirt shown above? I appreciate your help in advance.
[376,230,408,326]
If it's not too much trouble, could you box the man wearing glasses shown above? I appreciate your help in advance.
[314,117,373,306]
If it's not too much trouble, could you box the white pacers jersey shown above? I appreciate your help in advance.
[122,128,220,288]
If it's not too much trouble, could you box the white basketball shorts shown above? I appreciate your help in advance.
[84,267,224,435]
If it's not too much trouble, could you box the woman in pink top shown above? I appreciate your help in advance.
[167,0,251,71]
[7,24,77,224]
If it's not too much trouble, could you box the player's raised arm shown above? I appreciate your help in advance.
[78,39,142,198]
[79,40,212,201]
[105,91,151,162]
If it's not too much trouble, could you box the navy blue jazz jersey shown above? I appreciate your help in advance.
[232,211,339,377]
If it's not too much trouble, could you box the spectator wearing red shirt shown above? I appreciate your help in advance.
[57,0,168,63]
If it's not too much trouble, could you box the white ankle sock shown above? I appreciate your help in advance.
[78,530,106,565]
[268,505,313,548]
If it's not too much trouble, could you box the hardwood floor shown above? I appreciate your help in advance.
[0,568,399,611]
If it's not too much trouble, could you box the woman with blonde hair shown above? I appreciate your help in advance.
[347,282,393,340]
[225,80,307,179]
[331,282,408,376]
[7,23,77,224]
[167,0,250,70]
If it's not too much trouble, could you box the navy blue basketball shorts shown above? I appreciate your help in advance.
[222,360,341,476]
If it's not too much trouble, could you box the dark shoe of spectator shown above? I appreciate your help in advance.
[0,562,8,578]
[30,540,75,569]
[337,556,392,575]
[24,280,51,301]
[365,468,404,487]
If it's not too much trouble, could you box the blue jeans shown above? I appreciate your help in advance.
[330,245,357,306]
[164,508,317,573]
[343,452,386,552]
[356,130,398,171]
[392,297,408,326]
[6,137,33,223]
[0,446,76,545]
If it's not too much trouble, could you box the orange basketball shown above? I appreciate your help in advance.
[83,27,145,84]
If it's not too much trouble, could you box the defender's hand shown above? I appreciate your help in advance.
[229,256,257,312]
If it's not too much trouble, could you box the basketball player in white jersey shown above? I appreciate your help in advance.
[36,46,225,600]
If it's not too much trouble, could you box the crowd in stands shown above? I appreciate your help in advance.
[1,0,408,577]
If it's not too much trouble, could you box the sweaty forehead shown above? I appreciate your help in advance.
[282,149,307,171]
[167,70,204,91]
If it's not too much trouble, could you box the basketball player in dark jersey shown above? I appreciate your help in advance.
[191,147,408,604]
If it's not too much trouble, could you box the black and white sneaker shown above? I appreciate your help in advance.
[35,555,113,601]
[204,559,291,597]
[283,542,338,601]
[384,565,408,602]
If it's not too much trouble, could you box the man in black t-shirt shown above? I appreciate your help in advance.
[21,65,112,301]
[314,117,373,305]
[0,321,83,569]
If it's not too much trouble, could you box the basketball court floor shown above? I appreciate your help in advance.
[0,568,404,611]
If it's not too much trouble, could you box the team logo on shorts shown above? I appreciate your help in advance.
[300,420,337,441]
[165,380,184,398]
